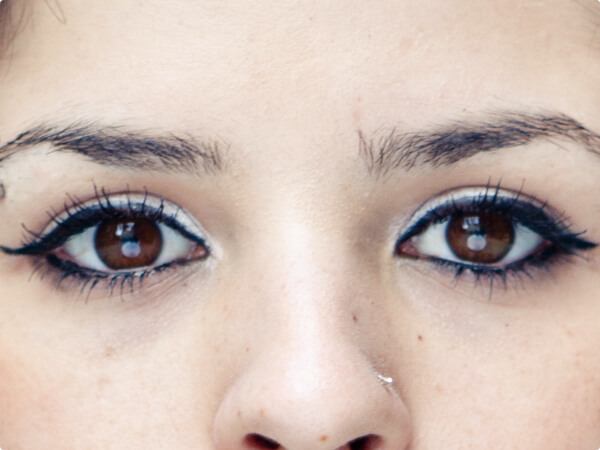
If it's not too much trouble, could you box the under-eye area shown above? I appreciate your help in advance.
[0,187,211,296]
[394,183,598,288]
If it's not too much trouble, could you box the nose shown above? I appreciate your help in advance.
[212,302,413,450]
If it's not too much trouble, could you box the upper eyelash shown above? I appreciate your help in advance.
[1,187,209,257]
[397,185,592,250]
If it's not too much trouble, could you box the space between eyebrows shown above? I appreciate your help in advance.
[0,122,228,175]
[359,111,600,177]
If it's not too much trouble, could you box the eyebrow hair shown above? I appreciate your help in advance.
[0,123,226,174]
[359,112,600,176]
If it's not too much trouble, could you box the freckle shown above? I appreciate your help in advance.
[245,347,250,352]
[352,314,358,323]
[566,328,574,338]
[104,346,116,358]
[320,435,328,442]
[417,335,423,341]
[97,377,111,388]
[259,409,265,417]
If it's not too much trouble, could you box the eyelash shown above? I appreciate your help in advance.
[0,188,210,297]
[394,184,597,290]
[1,184,596,299]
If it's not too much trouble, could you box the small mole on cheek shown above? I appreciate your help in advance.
[417,335,423,341]
[319,435,328,442]
[352,314,358,323]
[259,409,265,418]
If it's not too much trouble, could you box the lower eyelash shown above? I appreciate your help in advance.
[29,254,194,300]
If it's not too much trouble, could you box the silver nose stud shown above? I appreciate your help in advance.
[377,374,393,387]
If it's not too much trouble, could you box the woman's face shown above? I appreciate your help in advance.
[1,0,600,448]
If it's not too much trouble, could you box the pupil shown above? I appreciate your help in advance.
[95,218,163,270]
[446,213,515,263]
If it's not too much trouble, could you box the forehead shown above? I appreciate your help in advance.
[1,1,599,145]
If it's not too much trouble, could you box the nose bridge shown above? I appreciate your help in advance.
[253,215,366,301]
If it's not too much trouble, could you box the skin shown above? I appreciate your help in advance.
[1,0,600,448]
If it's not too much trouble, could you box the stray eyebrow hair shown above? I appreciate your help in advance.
[359,112,600,176]
[0,123,226,174]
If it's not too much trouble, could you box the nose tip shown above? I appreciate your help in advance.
[212,344,412,450]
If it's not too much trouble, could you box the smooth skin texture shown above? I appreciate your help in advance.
[1,0,600,448]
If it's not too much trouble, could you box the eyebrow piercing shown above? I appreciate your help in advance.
[377,374,393,386]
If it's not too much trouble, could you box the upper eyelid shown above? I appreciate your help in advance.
[393,186,562,247]
[44,194,202,236]
[400,187,544,228]
[2,193,211,256]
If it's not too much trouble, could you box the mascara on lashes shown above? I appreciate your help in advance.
[0,193,210,257]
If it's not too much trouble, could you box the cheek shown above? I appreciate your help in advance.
[0,346,72,444]
[405,323,600,447]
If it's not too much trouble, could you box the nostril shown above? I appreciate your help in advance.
[245,433,282,449]
[347,434,383,450]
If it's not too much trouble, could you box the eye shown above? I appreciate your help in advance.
[401,212,543,266]
[1,191,211,292]
[395,186,596,277]
[62,216,207,272]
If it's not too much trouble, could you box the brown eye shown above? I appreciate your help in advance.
[395,188,556,272]
[95,219,163,270]
[446,213,514,263]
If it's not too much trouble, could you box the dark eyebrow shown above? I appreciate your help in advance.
[0,123,227,174]
[359,112,600,176]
